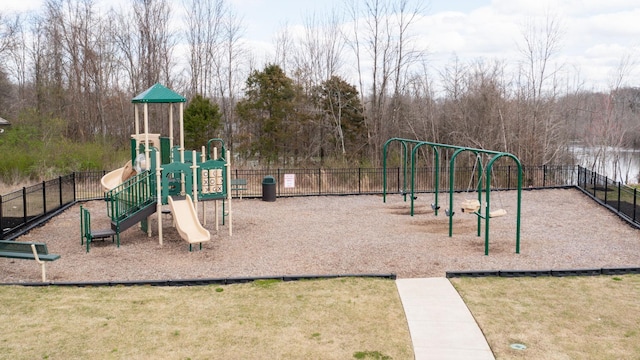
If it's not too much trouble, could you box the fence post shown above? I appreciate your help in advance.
[617,182,621,212]
[604,177,608,204]
[358,168,362,194]
[42,180,47,214]
[634,188,637,223]
[73,172,77,202]
[58,176,63,207]
[0,194,3,239]
[22,187,27,226]
[581,166,584,187]
[578,166,582,188]
[318,168,321,195]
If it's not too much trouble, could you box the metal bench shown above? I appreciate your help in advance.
[0,240,60,282]
[230,178,248,199]
[80,205,116,253]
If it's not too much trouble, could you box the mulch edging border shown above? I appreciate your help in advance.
[0,273,397,287]
[446,267,640,278]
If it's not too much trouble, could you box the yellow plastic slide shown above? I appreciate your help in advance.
[167,195,211,245]
[101,160,135,191]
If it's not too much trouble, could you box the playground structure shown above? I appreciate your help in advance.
[93,83,232,251]
[382,137,522,255]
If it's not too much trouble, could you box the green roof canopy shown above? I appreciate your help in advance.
[132,83,186,103]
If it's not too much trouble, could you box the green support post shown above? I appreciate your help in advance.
[160,137,171,164]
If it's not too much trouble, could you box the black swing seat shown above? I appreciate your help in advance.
[399,191,417,200]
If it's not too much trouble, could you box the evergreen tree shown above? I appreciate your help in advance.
[236,64,295,163]
[184,94,222,150]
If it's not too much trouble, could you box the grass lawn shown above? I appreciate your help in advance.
[2,275,640,359]
[0,277,413,360]
[452,274,640,359]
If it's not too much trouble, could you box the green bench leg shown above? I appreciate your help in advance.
[80,205,83,245]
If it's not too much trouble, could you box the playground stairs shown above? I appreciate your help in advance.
[110,200,157,234]
[105,171,158,245]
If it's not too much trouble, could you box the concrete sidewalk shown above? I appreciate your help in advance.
[396,278,495,360]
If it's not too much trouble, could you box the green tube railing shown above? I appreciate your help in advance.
[106,171,155,222]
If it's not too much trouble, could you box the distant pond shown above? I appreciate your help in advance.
[570,145,640,184]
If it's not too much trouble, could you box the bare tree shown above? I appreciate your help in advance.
[134,0,175,89]
[291,10,345,88]
[114,0,175,94]
[585,53,638,182]
[515,13,566,165]
[345,0,425,163]
[0,11,18,57]
[110,0,177,135]
[0,11,20,114]
[30,1,65,118]
[55,0,98,139]
[438,58,510,154]
[273,21,293,74]
[284,9,346,159]
[387,0,426,134]
[395,60,438,145]
[184,0,225,98]
[215,4,247,152]
[184,0,247,151]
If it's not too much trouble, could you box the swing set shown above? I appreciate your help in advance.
[382,137,523,255]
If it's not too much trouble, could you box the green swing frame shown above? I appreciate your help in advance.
[382,137,523,255]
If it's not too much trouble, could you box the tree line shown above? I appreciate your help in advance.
[0,0,638,172]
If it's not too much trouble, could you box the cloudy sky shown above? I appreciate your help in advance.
[4,0,640,91]
[230,0,640,91]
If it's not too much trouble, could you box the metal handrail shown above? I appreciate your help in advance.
[106,171,156,221]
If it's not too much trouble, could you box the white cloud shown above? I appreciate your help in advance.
[419,1,640,90]
[0,0,41,13]
[491,0,639,17]
[585,9,640,38]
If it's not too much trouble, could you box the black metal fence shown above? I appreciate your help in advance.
[1,174,79,239]
[576,166,640,227]
[1,164,637,239]
[230,165,578,198]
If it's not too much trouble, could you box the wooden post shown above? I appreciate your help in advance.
[144,103,150,172]
[202,146,207,225]
[156,151,163,246]
[191,150,198,217]
[169,103,174,161]
[31,244,46,282]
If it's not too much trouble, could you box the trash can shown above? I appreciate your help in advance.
[262,175,276,202]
